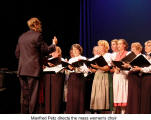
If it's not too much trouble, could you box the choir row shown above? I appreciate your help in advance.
[39,39,151,114]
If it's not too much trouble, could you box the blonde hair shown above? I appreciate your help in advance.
[118,39,128,50]
[111,39,118,44]
[145,40,151,46]
[27,17,42,32]
[71,44,83,54]
[97,40,109,53]
[131,42,142,52]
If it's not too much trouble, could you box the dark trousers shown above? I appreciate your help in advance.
[19,76,39,114]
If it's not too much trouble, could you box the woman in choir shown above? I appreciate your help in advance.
[113,39,129,114]
[90,40,112,113]
[44,46,65,114]
[109,39,119,113]
[63,48,74,111]
[66,44,89,114]
[132,40,151,114]
[85,46,101,112]
[126,42,143,114]
[88,46,102,73]
[93,46,101,57]
[69,49,74,58]
[110,39,119,61]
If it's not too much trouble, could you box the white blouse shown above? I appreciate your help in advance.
[102,53,112,66]
[88,55,100,61]
[68,55,89,76]
[68,55,87,64]
[141,54,151,73]
[110,52,117,61]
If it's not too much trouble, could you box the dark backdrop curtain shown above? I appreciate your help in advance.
[80,0,95,58]
[79,0,151,57]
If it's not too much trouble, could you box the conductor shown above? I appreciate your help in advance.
[15,17,57,113]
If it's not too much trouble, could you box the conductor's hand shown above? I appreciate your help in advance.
[52,36,58,45]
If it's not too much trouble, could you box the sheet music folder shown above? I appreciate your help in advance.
[61,61,71,67]
[48,58,86,68]
[130,54,151,67]
[121,52,136,63]
[62,56,108,68]
[71,60,87,67]
[47,55,108,68]
[87,56,108,67]
[47,57,61,66]
[112,52,136,70]
[112,61,127,70]
[112,53,151,69]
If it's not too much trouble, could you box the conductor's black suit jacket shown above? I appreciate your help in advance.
[15,30,55,77]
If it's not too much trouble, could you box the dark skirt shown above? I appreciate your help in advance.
[50,73,65,114]
[44,73,51,114]
[66,73,86,114]
[85,73,94,111]
[44,72,65,114]
[126,71,141,114]
[140,74,151,114]
[108,73,113,111]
